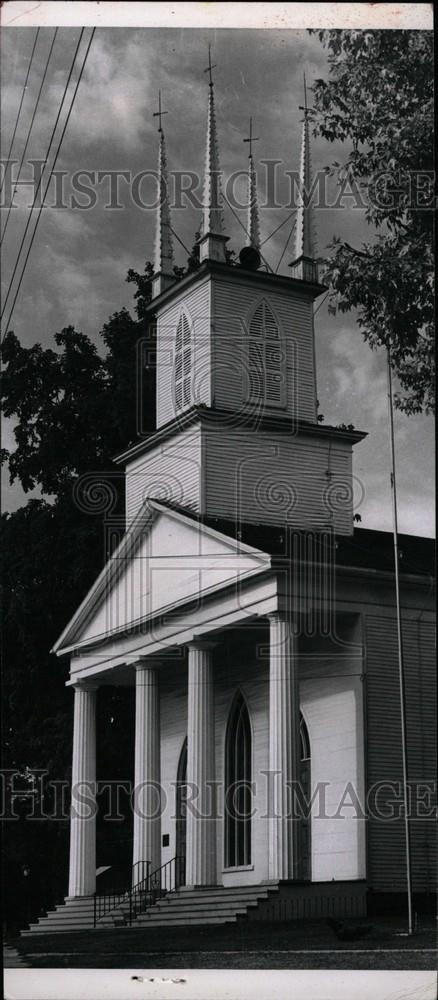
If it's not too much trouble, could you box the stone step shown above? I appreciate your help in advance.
[142,913,242,926]
[138,902,250,919]
[153,888,273,905]
[150,896,268,914]
[21,882,281,934]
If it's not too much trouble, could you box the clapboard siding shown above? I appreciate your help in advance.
[213,637,270,885]
[158,629,366,885]
[158,639,271,885]
[125,426,202,527]
[301,653,366,883]
[212,278,317,423]
[204,427,354,534]
[365,615,436,893]
[156,278,211,428]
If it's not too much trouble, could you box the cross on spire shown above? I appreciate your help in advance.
[298,72,310,117]
[153,90,168,132]
[204,43,216,87]
[243,117,259,159]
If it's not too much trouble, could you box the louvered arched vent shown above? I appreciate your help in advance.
[224,692,252,868]
[174,314,191,412]
[248,300,284,407]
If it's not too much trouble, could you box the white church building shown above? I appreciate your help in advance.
[26,67,435,933]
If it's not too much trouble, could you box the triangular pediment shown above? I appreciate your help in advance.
[53,500,270,655]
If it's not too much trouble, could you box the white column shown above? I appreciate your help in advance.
[268,613,301,881]
[68,682,97,897]
[132,663,161,881]
[186,641,216,886]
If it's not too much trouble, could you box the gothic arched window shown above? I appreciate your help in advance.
[298,713,311,881]
[174,313,191,412]
[224,692,252,868]
[248,300,285,407]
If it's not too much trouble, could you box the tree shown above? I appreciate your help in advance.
[309,29,434,414]
[1,260,163,928]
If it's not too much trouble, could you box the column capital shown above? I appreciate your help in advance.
[267,612,299,632]
[187,637,218,652]
[72,680,99,692]
[130,657,160,673]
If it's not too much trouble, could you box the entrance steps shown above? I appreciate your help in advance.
[21,880,367,935]
[135,884,279,927]
[21,896,97,935]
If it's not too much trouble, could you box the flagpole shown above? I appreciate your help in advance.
[386,348,413,936]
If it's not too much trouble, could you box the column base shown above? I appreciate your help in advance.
[64,894,95,901]
[178,884,221,892]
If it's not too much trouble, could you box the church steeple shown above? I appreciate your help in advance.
[289,74,318,283]
[152,92,175,299]
[244,118,260,251]
[198,45,228,264]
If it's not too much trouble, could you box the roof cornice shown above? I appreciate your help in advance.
[114,406,367,466]
[143,259,327,316]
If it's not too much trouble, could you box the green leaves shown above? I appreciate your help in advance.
[310,29,434,414]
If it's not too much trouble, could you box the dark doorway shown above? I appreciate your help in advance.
[224,692,252,868]
[175,738,187,876]
[298,713,311,880]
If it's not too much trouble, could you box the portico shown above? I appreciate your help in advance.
[60,504,366,904]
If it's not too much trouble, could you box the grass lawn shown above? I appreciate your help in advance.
[9,916,437,970]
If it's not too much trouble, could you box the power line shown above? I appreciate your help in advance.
[275,220,296,274]
[0,28,41,195]
[260,208,296,249]
[2,28,96,339]
[222,191,273,273]
[1,27,58,246]
[386,347,413,937]
[1,29,85,321]
[313,289,329,317]
[169,224,191,257]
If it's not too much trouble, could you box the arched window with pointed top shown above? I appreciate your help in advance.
[175,738,187,871]
[299,712,311,880]
[174,312,192,412]
[247,299,285,408]
[224,692,252,868]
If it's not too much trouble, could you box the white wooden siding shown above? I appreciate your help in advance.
[203,427,354,534]
[365,615,436,893]
[158,628,366,885]
[212,278,317,423]
[125,426,202,528]
[156,279,211,428]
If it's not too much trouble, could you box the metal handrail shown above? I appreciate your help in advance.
[93,856,185,927]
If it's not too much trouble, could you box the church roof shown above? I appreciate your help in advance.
[153,498,435,580]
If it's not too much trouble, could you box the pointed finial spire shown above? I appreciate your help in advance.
[289,72,318,282]
[243,118,260,250]
[152,92,174,298]
[198,44,228,264]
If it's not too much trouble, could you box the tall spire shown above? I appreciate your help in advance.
[244,118,260,250]
[152,92,175,299]
[289,74,318,283]
[198,44,228,264]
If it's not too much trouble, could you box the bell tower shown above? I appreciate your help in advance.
[116,64,365,535]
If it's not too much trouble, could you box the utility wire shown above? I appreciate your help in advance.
[275,220,296,274]
[313,289,329,317]
[169,224,191,257]
[222,191,273,273]
[0,28,41,195]
[1,29,85,321]
[1,27,58,246]
[2,28,96,339]
[261,208,296,249]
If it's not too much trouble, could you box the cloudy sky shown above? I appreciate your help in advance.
[1,25,434,536]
